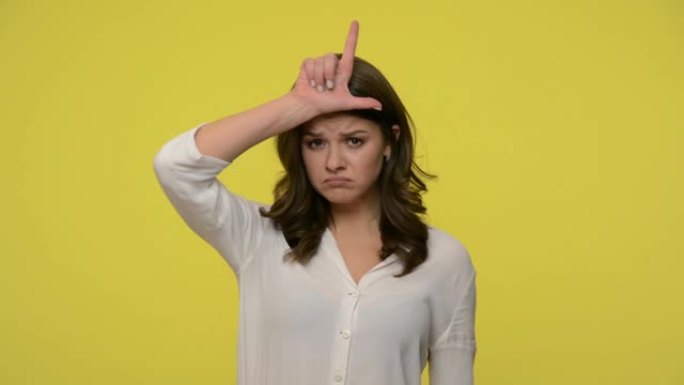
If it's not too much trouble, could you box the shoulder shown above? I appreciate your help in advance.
[425,225,475,275]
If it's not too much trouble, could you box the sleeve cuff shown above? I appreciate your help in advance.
[184,121,234,166]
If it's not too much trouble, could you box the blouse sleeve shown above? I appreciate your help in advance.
[428,264,477,385]
[152,122,270,277]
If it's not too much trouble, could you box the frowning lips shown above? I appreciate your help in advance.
[324,176,352,183]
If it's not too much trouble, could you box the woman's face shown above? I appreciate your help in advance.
[301,112,389,208]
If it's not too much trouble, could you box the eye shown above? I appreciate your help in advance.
[306,139,324,149]
[347,137,364,147]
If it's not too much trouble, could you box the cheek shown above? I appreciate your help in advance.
[300,151,320,179]
[356,153,384,179]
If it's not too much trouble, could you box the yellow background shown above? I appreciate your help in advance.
[1,0,682,384]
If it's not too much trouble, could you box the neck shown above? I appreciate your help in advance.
[328,187,382,234]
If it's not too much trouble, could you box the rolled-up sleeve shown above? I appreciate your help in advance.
[428,266,477,385]
[152,122,269,276]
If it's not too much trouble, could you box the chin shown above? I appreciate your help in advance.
[322,194,358,205]
[318,189,361,205]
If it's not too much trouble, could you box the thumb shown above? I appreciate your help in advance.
[347,96,383,111]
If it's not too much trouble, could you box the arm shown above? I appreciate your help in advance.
[152,20,381,274]
[194,21,382,163]
[152,119,285,275]
[194,93,318,163]
[151,92,342,274]
[428,267,477,385]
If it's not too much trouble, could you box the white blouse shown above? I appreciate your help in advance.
[153,122,477,385]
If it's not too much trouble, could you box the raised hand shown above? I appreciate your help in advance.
[289,20,383,116]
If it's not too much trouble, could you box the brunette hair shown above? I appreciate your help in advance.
[259,54,437,277]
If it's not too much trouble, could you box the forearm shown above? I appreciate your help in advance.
[195,92,317,162]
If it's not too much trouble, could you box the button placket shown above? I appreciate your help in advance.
[329,286,361,384]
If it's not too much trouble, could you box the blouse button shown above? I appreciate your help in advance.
[348,290,360,297]
[341,329,351,339]
[334,374,344,382]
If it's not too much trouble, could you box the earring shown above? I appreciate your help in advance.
[384,154,390,161]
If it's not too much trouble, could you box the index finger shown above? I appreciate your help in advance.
[339,20,359,72]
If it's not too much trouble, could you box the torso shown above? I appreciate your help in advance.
[238,223,474,385]
[333,230,384,285]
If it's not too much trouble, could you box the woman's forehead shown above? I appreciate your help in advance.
[303,113,381,135]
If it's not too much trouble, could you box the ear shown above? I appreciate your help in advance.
[384,125,401,158]
[391,124,401,141]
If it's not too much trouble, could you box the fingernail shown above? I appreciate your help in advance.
[372,106,382,111]
[317,85,324,93]
[310,79,316,87]
[326,80,334,89]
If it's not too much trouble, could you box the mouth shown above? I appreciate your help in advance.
[324,177,352,184]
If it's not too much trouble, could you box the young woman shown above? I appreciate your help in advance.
[153,20,476,385]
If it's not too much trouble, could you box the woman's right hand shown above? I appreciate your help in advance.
[288,20,383,117]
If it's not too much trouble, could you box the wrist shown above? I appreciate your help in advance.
[281,91,320,123]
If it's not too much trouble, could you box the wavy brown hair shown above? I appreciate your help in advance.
[258,54,437,277]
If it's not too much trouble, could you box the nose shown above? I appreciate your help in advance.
[325,144,346,171]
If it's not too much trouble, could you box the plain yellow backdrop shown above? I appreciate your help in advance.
[1,0,682,384]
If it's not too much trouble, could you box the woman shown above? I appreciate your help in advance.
[153,20,476,385]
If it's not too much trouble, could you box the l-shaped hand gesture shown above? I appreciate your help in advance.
[289,20,383,116]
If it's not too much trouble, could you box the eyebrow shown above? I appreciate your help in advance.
[302,129,369,137]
